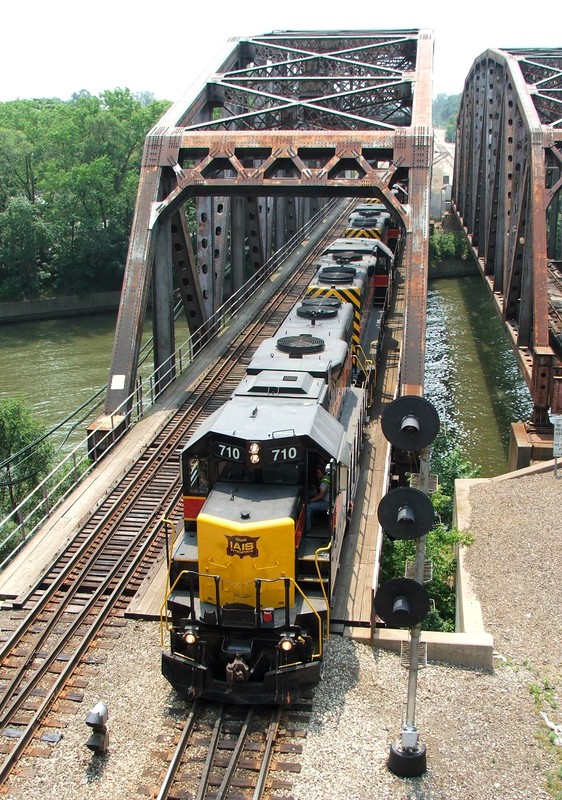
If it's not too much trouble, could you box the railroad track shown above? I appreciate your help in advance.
[153,700,311,800]
[0,205,351,786]
[547,261,562,336]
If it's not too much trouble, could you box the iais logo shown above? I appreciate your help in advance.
[225,535,260,558]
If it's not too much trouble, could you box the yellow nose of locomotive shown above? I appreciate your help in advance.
[196,483,298,608]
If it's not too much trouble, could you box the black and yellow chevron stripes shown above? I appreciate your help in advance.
[344,226,382,240]
[306,286,362,343]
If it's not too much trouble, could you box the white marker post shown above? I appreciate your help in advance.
[553,415,562,478]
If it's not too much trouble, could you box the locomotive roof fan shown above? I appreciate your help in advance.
[318,265,357,284]
[333,251,363,263]
[301,296,341,307]
[277,334,325,355]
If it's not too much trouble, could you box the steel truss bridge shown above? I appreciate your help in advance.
[102,30,562,438]
[102,29,433,421]
[453,47,562,425]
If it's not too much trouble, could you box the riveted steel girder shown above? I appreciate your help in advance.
[453,48,562,421]
[104,29,434,415]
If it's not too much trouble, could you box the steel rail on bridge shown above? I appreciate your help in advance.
[452,47,562,426]
[100,29,434,421]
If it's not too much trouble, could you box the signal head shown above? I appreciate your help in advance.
[374,578,431,628]
[378,487,435,540]
[381,396,440,451]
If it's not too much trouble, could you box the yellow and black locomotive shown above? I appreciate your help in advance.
[161,224,395,705]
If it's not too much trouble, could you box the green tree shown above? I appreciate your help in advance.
[433,93,461,127]
[445,118,457,143]
[0,398,55,514]
[39,90,170,294]
[0,91,171,300]
[0,196,51,299]
[429,230,469,264]
[0,128,37,208]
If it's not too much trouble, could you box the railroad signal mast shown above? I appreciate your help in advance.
[375,395,440,777]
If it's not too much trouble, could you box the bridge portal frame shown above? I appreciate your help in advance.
[103,29,434,418]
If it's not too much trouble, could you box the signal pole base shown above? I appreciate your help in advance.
[387,738,427,777]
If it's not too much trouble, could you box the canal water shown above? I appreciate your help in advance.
[0,314,119,431]
[425,271,532,476]
[0,270,532,476]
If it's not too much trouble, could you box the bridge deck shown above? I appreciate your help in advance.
[1,264,405,635]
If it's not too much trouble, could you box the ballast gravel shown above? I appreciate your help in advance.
[2,470,561,800]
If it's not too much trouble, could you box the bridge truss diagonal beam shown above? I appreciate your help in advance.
[452,47,562,422]
[103,29,434,417]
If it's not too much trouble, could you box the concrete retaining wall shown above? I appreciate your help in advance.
[428,257,479,280]
[0,292,121,323]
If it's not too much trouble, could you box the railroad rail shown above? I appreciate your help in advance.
[154,700,310,800]
[0,206,352,786]
[548,262,562,339]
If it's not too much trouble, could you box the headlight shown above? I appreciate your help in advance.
[279,633,295,652]
[183,627,198,646]
[249,442,261,464]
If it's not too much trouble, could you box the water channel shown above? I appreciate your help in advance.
[425,269,532,476]
[0,268,532,477]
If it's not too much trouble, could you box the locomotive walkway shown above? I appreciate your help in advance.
[330,266,404,628]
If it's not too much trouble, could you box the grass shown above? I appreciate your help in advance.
[526,663,562,800]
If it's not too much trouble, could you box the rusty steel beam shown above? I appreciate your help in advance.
[103,29,434,415]
[453,47,562,422]
[400,29,433,398]
[171,207,206,334]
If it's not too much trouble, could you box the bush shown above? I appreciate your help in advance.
[429,230,469,264]
[0,397,55,515]
[380,522,474,632]
[430,432,482,526]
[380,437,480,631]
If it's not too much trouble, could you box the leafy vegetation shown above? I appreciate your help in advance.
[0,397,55,513]
[0,397,92,563]
[0,91,462,301]
[380,434,480,632]
[429,229,470,264]
[0,90,171,301]
[433,93,461,143]
[429,430,482,523]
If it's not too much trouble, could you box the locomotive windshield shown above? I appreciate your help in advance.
[218,459,302,485]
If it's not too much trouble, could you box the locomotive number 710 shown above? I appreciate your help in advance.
[214,442,243,461]
[271,446,299,461]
